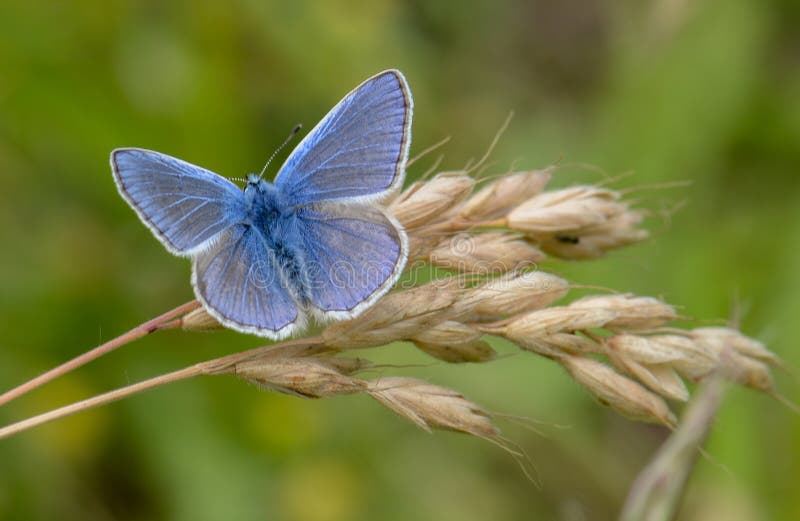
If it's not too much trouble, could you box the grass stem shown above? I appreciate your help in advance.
[0,300,201,408]
[0,335,326,440]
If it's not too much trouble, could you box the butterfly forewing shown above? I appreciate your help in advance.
[275,70,412,205]
[111,149,246,255]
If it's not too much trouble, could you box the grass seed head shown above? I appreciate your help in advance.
[691,327,779,366]
[390,172,475,229]
[411,321,496,362]
[506,186,622,233]
[539,332,600,354]
[500,306,618,338]
[719,353,774,392]
[607,353,690,402]
[322,281,460,348]
[643,335,720,380]
[689,328,776,391]
[606,334,695,365]
[428,231,545,273]
[407,233,445,261]
[558,355,677,427]
[480,307,616,358]
[569,294,677,329]
[459,169,553,221]
[235,358,368,398]
[367,377,499,438]
[180,307,223,332]
[457,270,569,320]
[538,211,649,259]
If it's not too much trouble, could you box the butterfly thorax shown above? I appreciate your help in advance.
[243,178,286,224]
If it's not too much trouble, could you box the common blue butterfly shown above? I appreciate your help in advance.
[111,70,412,339]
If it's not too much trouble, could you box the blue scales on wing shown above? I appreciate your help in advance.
[192,225,300,336]
[275,70,413,205]
[294,202,407,317]
[111,148,246,255]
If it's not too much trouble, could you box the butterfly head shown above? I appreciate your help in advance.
[244,174,280,203]
[244,173,275,196]
[245,173,265,187]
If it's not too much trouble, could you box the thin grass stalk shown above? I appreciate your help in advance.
[0,300,201,407]
[619,375,727,521]
[0,336,326,440]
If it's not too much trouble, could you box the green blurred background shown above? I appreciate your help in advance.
[1,1,798,519]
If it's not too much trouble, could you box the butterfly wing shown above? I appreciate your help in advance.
[192,225,301,338]
[111,148,246,256]
[293,201,408,319]
[274,69,412,205]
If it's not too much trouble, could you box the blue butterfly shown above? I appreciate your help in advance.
[111,70,412,339]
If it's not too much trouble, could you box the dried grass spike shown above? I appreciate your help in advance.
[390,172,475,229]
[494,306,617,338]
[688,328,777,391]
[644,335,720,380]
[691,327,780,366]
[181,307,223,332]
[235,358,368,398]
[538,211,649,259]
[322,281,460,348]
[609,354,690,402]
[558,355,677,426]
[539,332,599,354]
[607,334,693,365]
[506,186,623,233]
[480,307,616,358]
[411,321,496,363]
[459,168,553,221]
[569,294,677,329]
[367,377,499,438]
[459,270,569,319]
[428,231,545,273]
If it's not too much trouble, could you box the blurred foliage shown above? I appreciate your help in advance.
[0,1,799,520]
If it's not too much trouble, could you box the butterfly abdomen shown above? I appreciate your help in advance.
[271,238,311,307]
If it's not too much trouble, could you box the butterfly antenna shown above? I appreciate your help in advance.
[259,123,303,179]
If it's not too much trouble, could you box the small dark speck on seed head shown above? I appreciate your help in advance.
[556,234,580,244]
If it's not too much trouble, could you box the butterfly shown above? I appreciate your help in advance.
[111,70,412,339]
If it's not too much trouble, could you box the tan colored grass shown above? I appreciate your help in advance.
[215,166,779,434]
[0,164,782,443]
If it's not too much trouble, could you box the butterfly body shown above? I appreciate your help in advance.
[112,70,412,339]
[240,177,308,298]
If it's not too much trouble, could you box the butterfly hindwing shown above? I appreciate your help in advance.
[275,70,413,205]
[192,225,301,338]
[111,148,246,255]
[293,201,408,319]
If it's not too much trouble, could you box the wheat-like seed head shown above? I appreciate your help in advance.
[366,377,499,439]
[235,357,370,398]
[457,168,553,221]
[410,321,496,363]
[182,165,782,438]
[568,294,678,329]
[558,355,678,427]
[428,231,545,273]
